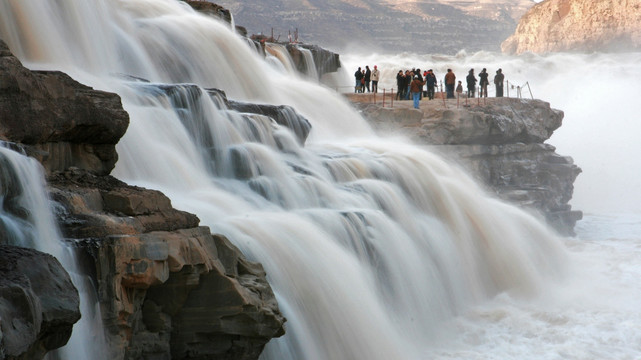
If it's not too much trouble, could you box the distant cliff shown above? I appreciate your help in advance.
[349,95,582,235]
[205,0,535,53]
[502,0,641,54]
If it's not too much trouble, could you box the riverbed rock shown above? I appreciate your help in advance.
[0,40,129,175]
[0,245,80,360]
[502,0,641,54]
[47,169,285,360]
[355,97,582,235]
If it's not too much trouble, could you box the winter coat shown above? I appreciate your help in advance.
[426,73,437,87]
[466,73,477,89]
[479,71,489,86]
[445,71,456,85]
[410,79,425,93]
[371,69,380,81]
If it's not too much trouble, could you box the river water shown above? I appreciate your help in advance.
[1,1,640,359]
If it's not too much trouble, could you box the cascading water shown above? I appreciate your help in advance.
[0,145,109,359]
[0,1,576,359]
[298,46,320,80]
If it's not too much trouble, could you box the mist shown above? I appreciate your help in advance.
[340,50,641,215]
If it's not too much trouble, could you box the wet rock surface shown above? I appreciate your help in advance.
[355,97,582,235]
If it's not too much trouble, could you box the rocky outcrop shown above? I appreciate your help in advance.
[48,169,285,360]
[0,245,80,360]
[285,44,341,79]
[502,0,641,54]
[0,41,129,175]
[356,98,582,235]
[184,1,232,24]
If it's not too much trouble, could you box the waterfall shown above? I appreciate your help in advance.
[0,1,569,359]
[0,145,110,359]
[298,46,320,80]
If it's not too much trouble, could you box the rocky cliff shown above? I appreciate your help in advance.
[0,40,285,359]
[352,96,582,235]
[502,0,641,54]
[211,0,535,53]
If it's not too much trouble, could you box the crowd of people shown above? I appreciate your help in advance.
[354,65,380,93]
[354,66,507,109]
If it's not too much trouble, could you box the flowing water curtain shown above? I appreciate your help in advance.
[0,1,569,359]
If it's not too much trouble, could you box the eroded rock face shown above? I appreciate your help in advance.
[357,98,582,235]
[285,44,341,79]
[502,0,641,54]
[0,245,80,360]
[0,40,129,175]
[48,169,285,360]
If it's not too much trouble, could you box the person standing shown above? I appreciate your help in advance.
[466,69,477,98]
[425,69,437,100]
[410,75,425,109]
[456,81,463,96]
[371,65,380,93]
[494,68,505,97]
[364,65,372,92]
[478,68,489,97]
[444,68,456,99]
[354,67,363,93]
[405,70,412,100]
[396,70,405,100]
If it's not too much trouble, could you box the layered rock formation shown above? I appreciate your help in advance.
[49,170,285,360]
[0,40,285,359]
[213,0,535,53]
[0,42,129,176]
[0,246,80,360]
[502,0,641,54]
[354,97,582,235]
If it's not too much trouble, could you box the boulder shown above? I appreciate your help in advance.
[0,245,80,360]
[0,40,129,175]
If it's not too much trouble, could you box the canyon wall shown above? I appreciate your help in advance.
[502,0,641,54]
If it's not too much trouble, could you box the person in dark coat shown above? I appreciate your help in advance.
[466,69,477,98]
[425,69,437,100]
[478,68,489,97]
[494,68,505,97]
[396,70,406,100]
[354,67,363,93]
[364,65,372,92]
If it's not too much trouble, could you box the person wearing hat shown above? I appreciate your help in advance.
[410,74,426,109]
[466,68,477,98]
[371,65,380,93]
